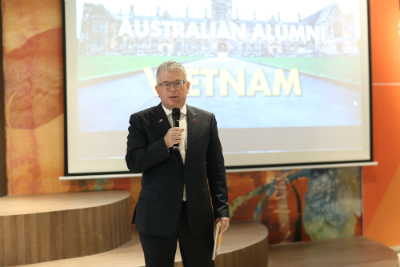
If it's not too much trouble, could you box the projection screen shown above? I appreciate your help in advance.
[64,0,371,175]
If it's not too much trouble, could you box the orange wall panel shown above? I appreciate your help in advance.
[363,0,400,246]
[369,0,400,83]
[364,86,400,237]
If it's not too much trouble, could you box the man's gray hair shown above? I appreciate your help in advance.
[156,61,187,83]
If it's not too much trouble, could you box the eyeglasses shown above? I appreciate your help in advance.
[157,80,186,90]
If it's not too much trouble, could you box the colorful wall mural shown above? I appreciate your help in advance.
[228,168,361,244]
[2,0,362,247]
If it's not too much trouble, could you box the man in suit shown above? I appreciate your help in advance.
[126,61,230,267]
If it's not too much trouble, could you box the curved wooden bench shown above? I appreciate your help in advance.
[12,221,269,267]
[0,190,131,267]
[213,221,269,267]
[269,236,398,267]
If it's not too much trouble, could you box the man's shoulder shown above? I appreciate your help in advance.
[187,105,214,118]
[131,104,160,118]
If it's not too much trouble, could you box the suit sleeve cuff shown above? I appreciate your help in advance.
[214,206,230,219]
[153,137,171,162]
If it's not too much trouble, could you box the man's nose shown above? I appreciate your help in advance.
[169,84,179,91]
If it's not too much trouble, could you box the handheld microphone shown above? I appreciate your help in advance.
[172,108,181,150]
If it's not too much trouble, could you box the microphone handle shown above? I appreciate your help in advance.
[172,118,179,150]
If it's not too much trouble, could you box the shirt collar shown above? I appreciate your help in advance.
[162,104,187,117]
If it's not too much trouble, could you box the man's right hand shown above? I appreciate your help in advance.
[164,127,184,149]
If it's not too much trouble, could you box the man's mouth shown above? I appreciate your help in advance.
[169,96,178,99]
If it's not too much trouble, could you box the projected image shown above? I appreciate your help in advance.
[75,0,362,132]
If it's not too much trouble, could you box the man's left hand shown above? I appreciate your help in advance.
[215,217,229,234]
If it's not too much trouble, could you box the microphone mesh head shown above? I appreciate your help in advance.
[172,108,180,119]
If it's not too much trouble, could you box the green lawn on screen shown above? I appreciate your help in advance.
[78,55,203,81]
[244,57,361,84]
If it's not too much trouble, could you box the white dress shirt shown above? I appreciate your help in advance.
[162,104,188,201]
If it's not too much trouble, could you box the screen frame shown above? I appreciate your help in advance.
[62,0,373,177]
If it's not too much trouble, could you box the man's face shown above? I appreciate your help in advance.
[156,70,190,110]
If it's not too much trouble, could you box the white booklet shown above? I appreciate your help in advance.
[212,222,223,260]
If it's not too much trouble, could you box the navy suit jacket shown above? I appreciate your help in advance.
[126,103,229,237]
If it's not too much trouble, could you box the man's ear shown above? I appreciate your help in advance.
[186,81,191,93]
[155,85,161,97]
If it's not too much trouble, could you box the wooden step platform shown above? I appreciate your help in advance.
[3,190,396,267]
[0,190,131,267]
[12,221,269,267]
[269,236,399,267]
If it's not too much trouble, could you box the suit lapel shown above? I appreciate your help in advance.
[186,105,198,167]
[153,103,171,135]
